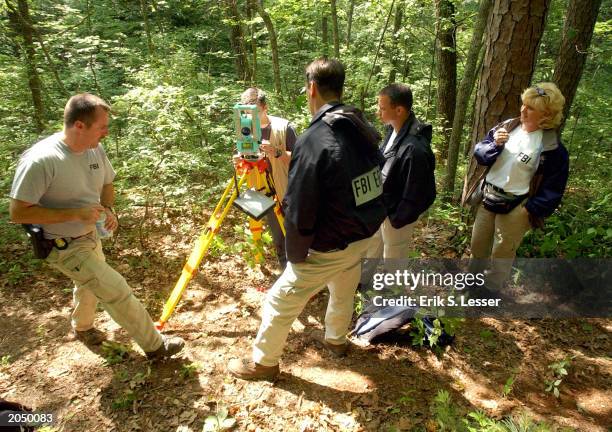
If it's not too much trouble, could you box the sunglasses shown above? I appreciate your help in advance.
[535,87,547,96]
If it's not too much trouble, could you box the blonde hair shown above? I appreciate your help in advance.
[521,82,565,129]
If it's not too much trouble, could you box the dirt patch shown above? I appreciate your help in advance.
[1,213,610,431]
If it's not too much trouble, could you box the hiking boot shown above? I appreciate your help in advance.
[146,336,185,360]
[311,331,349,358]
[70,328,106,346]
[320,340,349,358]
[228,358,280,381]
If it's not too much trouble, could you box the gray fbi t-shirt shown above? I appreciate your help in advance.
[10,132,116,239]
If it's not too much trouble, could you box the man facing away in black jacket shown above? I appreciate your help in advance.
[365,83,436,262]
[229,58,387,381]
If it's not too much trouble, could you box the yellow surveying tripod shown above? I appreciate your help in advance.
[155,157,285,330]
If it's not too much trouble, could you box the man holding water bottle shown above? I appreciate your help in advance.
[8,93,184,360]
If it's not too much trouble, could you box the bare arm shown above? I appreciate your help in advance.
[100,183,118,231]
[101,183,115,208]
[9,199,104,225]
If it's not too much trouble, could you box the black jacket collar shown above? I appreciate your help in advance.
[383,112,418,152]
[310,101,343,126]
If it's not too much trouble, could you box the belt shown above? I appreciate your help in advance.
[51,231,94,250]
[484,182,525,199]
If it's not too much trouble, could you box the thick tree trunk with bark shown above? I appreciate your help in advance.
[388,1,404,83]
[330,0,340,58]
[462,0,550,204]
[6,0,45,132]
[443,0,493,196]
[225,0,252,82]
[256,0,282,95]
[553,0,602,132]
[435,0,457,162]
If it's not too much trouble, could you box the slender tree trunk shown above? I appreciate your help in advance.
[140,0,154,55]
[86,0,103,97]
[462,0,551,204]
[435,0,457,163]
[9,1,70,97]
[330,0,340,58]
[388,1,404,83]
[361,0,395,111]
[322,15,329,56]
[225,0,252,82]
[256,0,281,95]
[6,0,45,132]
[424,27,437,122]
[443,0,493,196]
[553,0,602,133]
[247,0,257,84]
[346,0,355,49]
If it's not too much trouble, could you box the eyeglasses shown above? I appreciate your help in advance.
[535,87,547,96]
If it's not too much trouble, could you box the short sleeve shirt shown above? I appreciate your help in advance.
[9,133,116,238]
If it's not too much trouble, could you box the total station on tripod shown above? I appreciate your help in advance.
[234,103,262,161]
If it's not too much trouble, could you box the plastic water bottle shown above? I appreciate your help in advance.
[96,212,112,239]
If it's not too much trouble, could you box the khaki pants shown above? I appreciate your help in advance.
[46,234,162,352]
[469,203,531,290]
[366,217,415,260]
[252,236,372,366]
[360,218,415,285]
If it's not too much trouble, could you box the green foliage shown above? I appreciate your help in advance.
[230,224,272,268]
[545,357,572,398]
[431,390,468,432]
[111,389,137,410]
[0,355,11,367]
[430,390,564,432]
[502,375,516,398]
[203,405,235,432]
[112,366,151,410]
[180,361,202,379]
[101,341,131,365]
[519,193,612,257]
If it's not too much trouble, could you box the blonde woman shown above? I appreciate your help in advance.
[469,82,569,291]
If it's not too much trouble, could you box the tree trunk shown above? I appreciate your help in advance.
[346,0,355,49]
[553,0,602,133]
[140,0,154,55]
[322,15,329,56]
[462,0,551,204]
[443,0,493,196]
[435,0,457,163]
[256,0,282,95]
[6,0,45,132]
[330,0,340,58]
[388,1,404,83]
[225,0,252,82]
[247,0,257,84]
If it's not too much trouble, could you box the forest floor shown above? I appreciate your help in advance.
[1,209,610,432]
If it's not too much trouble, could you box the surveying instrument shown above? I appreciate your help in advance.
[156,104,286,330]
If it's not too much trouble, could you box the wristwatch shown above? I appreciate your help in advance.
[274,149,283,158]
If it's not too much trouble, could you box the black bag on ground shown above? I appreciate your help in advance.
[22,224,53,259]
[352,304,454,348]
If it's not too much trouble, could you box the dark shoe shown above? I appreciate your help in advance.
[228,358,279,381]
[70,328,106,346]
[320,340,349,358]
[146,336,185,360]
[312,333,349,358]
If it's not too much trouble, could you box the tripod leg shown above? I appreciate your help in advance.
[156,173,247,330]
